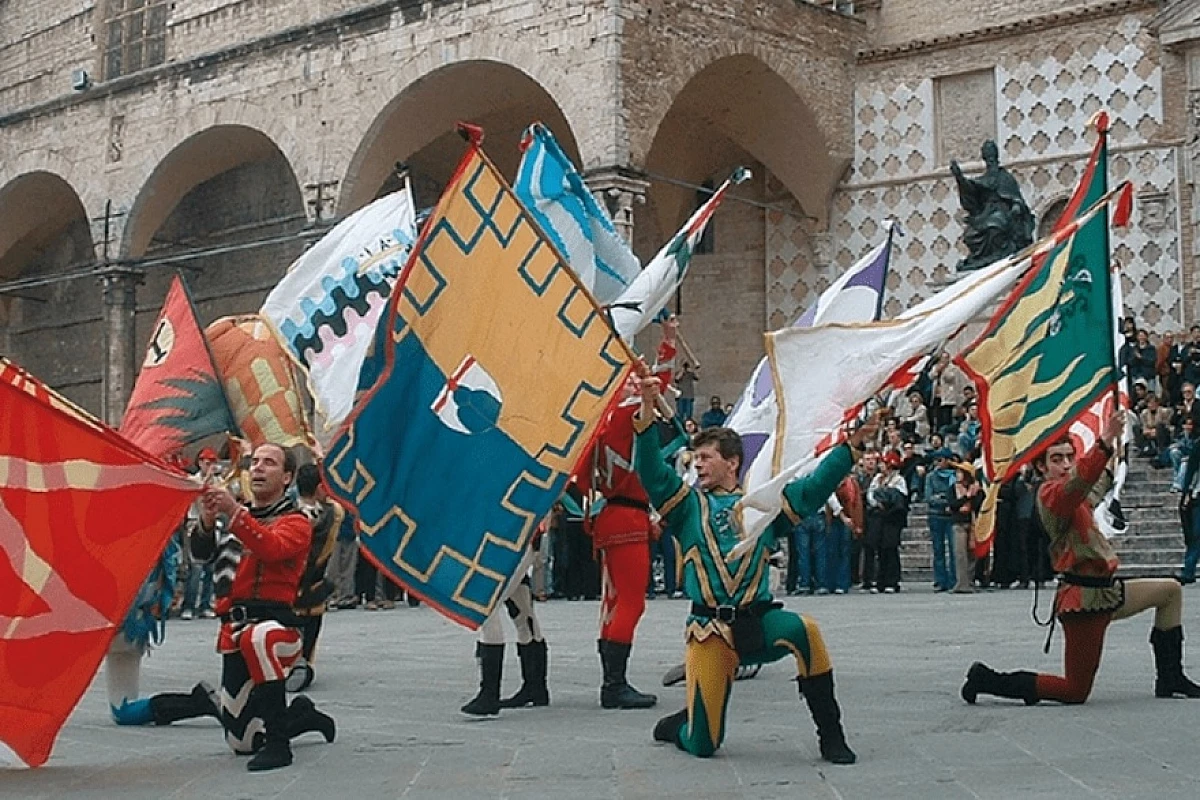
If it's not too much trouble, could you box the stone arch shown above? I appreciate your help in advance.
[123,124,305,259]
[639,52,849,237]
[0,171,100,408]
[0,171,93,281]
[339,59,581,215]
[1037,195,1071,238]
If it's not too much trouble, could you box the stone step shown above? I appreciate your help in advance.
[885,456,1194,581]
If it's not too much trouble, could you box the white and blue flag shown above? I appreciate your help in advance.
[515,123,641,306]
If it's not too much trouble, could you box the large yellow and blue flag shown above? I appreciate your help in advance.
[323,131,631,628]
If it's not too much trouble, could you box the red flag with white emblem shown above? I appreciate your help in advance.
[0,358,199,767]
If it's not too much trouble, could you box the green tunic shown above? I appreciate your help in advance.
[633,417,856,646]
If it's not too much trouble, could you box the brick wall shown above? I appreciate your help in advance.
[0,0,95,111]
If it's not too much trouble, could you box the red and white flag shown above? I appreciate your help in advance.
[0,359,199,767]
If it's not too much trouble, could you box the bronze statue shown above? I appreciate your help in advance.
[950,140,1035,272]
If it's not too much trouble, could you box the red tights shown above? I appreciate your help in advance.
[1035,612,1112,704]
[599,541,650,644]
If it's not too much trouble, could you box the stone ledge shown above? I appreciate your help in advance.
[857,0,1158,65]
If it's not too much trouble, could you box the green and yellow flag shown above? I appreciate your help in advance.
[956,112,1132,554]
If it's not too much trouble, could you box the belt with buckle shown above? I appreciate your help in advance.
[220,601,297,626]
[691,603,741,623]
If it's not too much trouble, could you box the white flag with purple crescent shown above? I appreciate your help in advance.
[725,221,897,477]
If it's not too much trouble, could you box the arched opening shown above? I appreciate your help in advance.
[123,124,306,349]
[637,54,834,406]
[341,60,579,214]
[1038,197,1070,239]
[0,172,99,409]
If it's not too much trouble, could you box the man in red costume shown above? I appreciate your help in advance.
[962,411,1200,705]
[199,443,335,770]
[574,319,681,709]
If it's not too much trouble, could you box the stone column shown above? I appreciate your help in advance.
[99,266,144,426]
[584,167,649,245]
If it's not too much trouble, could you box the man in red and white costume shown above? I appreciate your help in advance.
[199,443,335,771]
[575,318,681,708]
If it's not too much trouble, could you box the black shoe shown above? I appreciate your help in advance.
[599,640,657,709]
[285,660,314,693]
[653,709,688,744]
[500,641,550,708]
[461,643,504,716]
[286,695,335,743]
[661,663,686,687]
[1151,626,1200,698]
[246,680,293,771]
[961,661,1039,705]
[148,681,219,725]
[247,737,293,771]
[799,672,856,765]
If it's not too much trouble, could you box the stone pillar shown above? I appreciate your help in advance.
[99,266,144,425]
[584,167,649,244]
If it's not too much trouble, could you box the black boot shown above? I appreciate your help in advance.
[461,643,504,716]
[661,662,686,687]
[599,640,657,709]
[960,662,1040,705]
[653,709,688,744]
[799,671,856,765]
[148,681,219,725]
[1150,626,1200,698]
[286,695,336,743]
[499,640,550,708]
[246,681,293,772]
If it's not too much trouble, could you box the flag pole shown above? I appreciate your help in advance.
[1090,111,1125,418]
[676,330,701,370]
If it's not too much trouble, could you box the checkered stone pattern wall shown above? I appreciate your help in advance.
[767,14,1179,335]
[851,80,935,185]
[996,16,1162,162]
[767,146,1183,334]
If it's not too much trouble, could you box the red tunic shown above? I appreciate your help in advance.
[214,506,313,615]
[1037,444,1121,614]
[580,398,654,551]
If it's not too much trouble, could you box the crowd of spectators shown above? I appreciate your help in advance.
[173,317,1192,615]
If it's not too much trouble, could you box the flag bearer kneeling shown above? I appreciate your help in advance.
[962,410,1200,705]
[634,371,877,763]
[199,443,335,771]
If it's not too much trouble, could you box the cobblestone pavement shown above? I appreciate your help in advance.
[5,586,1200,799]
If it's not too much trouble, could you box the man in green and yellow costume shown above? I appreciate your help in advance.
[635,373,877,764]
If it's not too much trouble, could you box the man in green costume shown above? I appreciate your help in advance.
[635,373,878,763]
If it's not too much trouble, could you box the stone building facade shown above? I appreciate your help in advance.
[2,0,1199,421]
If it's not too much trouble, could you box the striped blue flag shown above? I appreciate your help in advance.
[515,124,641,305]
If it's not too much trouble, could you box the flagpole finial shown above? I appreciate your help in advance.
[1088,110,1110,134]
[519,122,543,153]
[731,167,752,185]
[1113,181,1135,228]
[457,122,485,146]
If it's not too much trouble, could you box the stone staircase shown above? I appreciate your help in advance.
[899,455,1186,582]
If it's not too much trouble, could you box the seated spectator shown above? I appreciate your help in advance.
[900,389,931,442]
[1183,326,1200,390]
[1171,382,1198,437]
[899,441,927,501]
[930,351,965,432]
[888,386,915,424]
[1158,331,1180,404]
[1121,328,1158,391]
[699,395,726,429]
[1169,418,1197,491]
[956,402,981,457]
[1130,379,1150,415]
[1137,394,1173,458]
